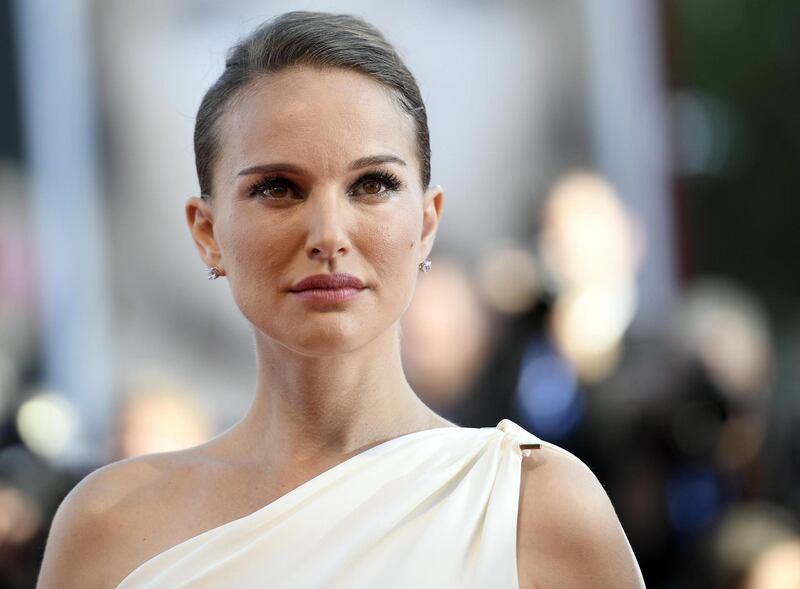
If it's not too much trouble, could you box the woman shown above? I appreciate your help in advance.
[37,11,644,588]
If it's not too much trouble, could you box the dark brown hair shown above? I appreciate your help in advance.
[195,11,431,198]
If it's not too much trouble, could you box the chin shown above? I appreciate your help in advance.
[262,316,382,358]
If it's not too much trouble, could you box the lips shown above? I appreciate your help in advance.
[290,273,366,292]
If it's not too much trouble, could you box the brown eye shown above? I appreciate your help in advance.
[248,177,299,201]
[361,180,383,194]
[348,171,401,198]
[266,185,289,199]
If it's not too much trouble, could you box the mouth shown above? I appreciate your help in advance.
[289,273,367,305]
[290,286,366,304]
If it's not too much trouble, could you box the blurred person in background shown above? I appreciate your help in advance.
[400,257,492,417]
[446,170,781,587]
[711,502,800,589]
[35,11,642,589]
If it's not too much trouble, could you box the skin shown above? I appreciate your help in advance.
[36,66,644,588]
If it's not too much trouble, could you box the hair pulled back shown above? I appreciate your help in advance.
[194,11,431,198]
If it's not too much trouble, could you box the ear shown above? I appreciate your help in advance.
[420,184,444,258]
[186,196,223,271]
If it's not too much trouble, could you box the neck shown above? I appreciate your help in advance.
[231,324,451,469]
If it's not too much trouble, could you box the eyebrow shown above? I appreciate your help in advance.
[236,154,407,177]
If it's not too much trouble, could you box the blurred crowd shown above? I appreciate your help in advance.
[405,171,800,588]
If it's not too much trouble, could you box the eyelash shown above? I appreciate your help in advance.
[246,169,404,201]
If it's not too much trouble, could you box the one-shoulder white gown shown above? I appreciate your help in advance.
[115,420,578,588]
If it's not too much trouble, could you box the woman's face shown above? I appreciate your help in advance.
[187,66,443,356]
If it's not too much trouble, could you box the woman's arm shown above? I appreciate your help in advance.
[37,469,116,589]
[516,445,646,588]
[36,460,150,589]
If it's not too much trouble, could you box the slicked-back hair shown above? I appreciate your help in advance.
[195,11,431,198]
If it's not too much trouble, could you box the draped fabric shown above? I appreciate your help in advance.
[116,419,543,589]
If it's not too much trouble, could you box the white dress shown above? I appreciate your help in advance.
[115,420,564,588]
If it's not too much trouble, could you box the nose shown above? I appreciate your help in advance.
[304,188,352,262]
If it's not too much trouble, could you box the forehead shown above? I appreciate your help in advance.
[216,66,418,178]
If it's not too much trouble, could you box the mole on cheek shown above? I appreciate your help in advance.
[409,240,415,249]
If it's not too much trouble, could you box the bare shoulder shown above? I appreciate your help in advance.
[516,443,645,589]
[36,451,199,589]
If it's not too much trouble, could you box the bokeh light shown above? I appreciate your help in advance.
[15,391,80,461]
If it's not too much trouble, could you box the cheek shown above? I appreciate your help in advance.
[218,214,293,298]
[360,212,418,277]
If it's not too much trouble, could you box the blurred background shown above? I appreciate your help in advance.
[1,0,798,587]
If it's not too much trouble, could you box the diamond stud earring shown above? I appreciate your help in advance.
[418,259,432,273]
[207,266,222,280]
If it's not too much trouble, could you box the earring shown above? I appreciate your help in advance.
[207,266,222,280]
[418,259,432,273]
